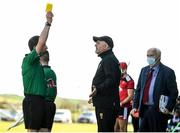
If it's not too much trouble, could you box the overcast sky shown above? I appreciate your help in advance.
[0,0,179,100]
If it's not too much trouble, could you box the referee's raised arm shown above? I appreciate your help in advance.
[36,11,54,54]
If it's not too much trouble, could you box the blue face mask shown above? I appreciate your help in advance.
[147,57,156,66]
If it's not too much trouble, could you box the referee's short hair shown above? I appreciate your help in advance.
[28,35,39,51]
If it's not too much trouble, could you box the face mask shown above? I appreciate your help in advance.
[147,57,156,66]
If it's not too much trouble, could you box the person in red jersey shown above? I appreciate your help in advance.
[114,62,134,132]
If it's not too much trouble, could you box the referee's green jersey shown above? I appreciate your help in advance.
[43,65,57,102]
[22,49,46,97]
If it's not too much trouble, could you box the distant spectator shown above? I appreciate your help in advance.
[167,97,180,132]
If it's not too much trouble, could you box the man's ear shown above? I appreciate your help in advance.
[156,56,161,62]
[104,43,109,49]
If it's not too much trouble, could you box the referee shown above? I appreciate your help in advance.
[21,11,53,132]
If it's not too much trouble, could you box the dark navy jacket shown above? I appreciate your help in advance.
[133,63,178,116]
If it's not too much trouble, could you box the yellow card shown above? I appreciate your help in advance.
[46,3,53,12]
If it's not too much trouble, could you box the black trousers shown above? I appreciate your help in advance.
[95,107,116,132]
[139,105,169,132]
[132,116,139,132]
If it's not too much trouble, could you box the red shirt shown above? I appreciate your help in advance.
[119,74,134,107]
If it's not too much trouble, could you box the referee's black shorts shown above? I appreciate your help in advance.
[22,95,45,130]
[42,101,56,130]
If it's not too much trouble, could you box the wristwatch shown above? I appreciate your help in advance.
[45,22,51,27]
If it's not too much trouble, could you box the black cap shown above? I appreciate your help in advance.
[93,36,114,48]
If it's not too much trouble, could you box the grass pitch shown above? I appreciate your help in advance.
[0,121,133,132]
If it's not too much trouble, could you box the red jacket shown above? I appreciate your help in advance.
[119,74,134,107]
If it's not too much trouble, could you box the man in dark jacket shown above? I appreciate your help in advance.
[89,36,121,132]
[131,47,178,132]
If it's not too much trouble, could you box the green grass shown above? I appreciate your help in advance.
[0,95,134,132]
[0,94,23,104]
[0,121,133,132]
[0,94,93,113]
